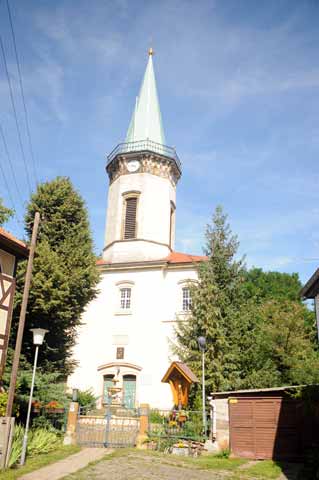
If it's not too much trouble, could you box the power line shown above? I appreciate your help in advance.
[5,0,39,185]
[0,33,33,194]
[0,155,16,213]
[0,122,24,205]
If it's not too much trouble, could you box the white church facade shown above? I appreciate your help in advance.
[68,50,205,409]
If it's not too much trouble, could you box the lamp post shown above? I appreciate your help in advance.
[197,335,207,437]
[20,328,48,466]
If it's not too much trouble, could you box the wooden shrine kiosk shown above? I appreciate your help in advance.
[0,228,28,378]
[162,361,199,408]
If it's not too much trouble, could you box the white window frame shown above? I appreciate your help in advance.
[120,287,131,310]
[182,286,192,312]
[115,281,134,315]
[177,279,197,315]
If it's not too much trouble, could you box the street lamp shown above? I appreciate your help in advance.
[197,336,207,437]
[20,328,48,466]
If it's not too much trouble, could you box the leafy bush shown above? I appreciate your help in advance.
[9,426,62,467]
[214,448,230,459]
[77,388,97,408]
[0,391,19,417]
[149,409,165,424]
[31,416,60,431]
[28,428,62,456]
[8,425,24,467]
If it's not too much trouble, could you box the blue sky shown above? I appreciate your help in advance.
[0,0,318,283]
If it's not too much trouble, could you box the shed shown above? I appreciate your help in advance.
[211,386,319,460]
[0,228,28,376]
[162,361,198,408]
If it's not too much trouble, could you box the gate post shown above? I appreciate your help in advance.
[136,403,149,449]
[63,402,79,445]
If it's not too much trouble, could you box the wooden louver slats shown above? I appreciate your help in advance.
[124,197,137,239]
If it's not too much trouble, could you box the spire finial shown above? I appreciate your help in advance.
[148,47,154,56]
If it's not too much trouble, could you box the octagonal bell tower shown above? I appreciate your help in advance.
[103,49,182,263]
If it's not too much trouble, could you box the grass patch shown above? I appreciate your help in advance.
[0,445,81,480]
[244,460,283,479]
[179,454,247,471]
[123,449,247,471]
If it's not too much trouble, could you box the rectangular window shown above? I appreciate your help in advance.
[120,288,131,309]
[124,197,137,239]
[182,287,192,311]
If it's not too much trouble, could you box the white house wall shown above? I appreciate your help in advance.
[68,264,198,409]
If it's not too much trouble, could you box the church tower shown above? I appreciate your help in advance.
[103,49,182,263]
[68,49,205,411]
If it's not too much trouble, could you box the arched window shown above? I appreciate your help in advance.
[120,287,131,309]
[182,287,192,312]
[178,279,197,313]
[122,191,140,240]
[116,281,134,313]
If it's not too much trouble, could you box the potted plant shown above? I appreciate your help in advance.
[177,410,188,423]
[45,400,65,414]
[32,400,42,413]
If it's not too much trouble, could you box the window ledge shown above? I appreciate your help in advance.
[177,311,191,317]
[115,310,132,316]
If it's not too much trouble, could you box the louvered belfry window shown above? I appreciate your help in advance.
[124,197,137,239]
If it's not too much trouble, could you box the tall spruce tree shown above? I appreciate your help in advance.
[173,206,246,395]
[12,177,99,376]
[174,206,319,400]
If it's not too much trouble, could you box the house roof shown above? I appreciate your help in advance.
[0,228,29,258]
[165,251,207,264]
[96,251,207,267]
[300,267,319,299]
[162,361,199,384]
[211,385,307,398]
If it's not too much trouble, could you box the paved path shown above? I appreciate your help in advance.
[19,448,112,480]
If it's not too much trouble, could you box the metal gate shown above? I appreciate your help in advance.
[76,405,140,448]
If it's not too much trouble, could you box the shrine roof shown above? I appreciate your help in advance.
[162,361,199,384]
[0,228,28,258]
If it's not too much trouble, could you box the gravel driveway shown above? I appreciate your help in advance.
[63,451,235,480]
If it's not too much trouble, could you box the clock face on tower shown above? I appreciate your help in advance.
[126,159,140,173]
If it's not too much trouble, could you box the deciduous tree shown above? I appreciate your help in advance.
[0,198,13,225]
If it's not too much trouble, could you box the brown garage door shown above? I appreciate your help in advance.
[229,397,301,460]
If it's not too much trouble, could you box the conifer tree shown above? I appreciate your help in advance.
[173,206,246,394]
[12,177,99,376]
[174,206,319,400]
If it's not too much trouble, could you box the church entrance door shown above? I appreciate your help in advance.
[123,375,136,408]
[103,374,114,404]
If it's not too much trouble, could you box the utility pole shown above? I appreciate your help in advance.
[6,212,40,418]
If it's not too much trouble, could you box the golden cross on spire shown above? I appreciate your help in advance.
[148,47,154,56]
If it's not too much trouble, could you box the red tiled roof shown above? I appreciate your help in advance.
[165,251,207,264]
[96,258,106,265]
[0,227,28,258]
[96,251,207,267]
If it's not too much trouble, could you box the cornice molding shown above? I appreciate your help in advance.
[106,151,181,187]
[103,238,172,252]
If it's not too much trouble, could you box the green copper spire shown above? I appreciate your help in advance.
[126,48,166,145]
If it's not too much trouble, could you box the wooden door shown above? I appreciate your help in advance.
[229,397,301,460]
[123,375,136,408]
